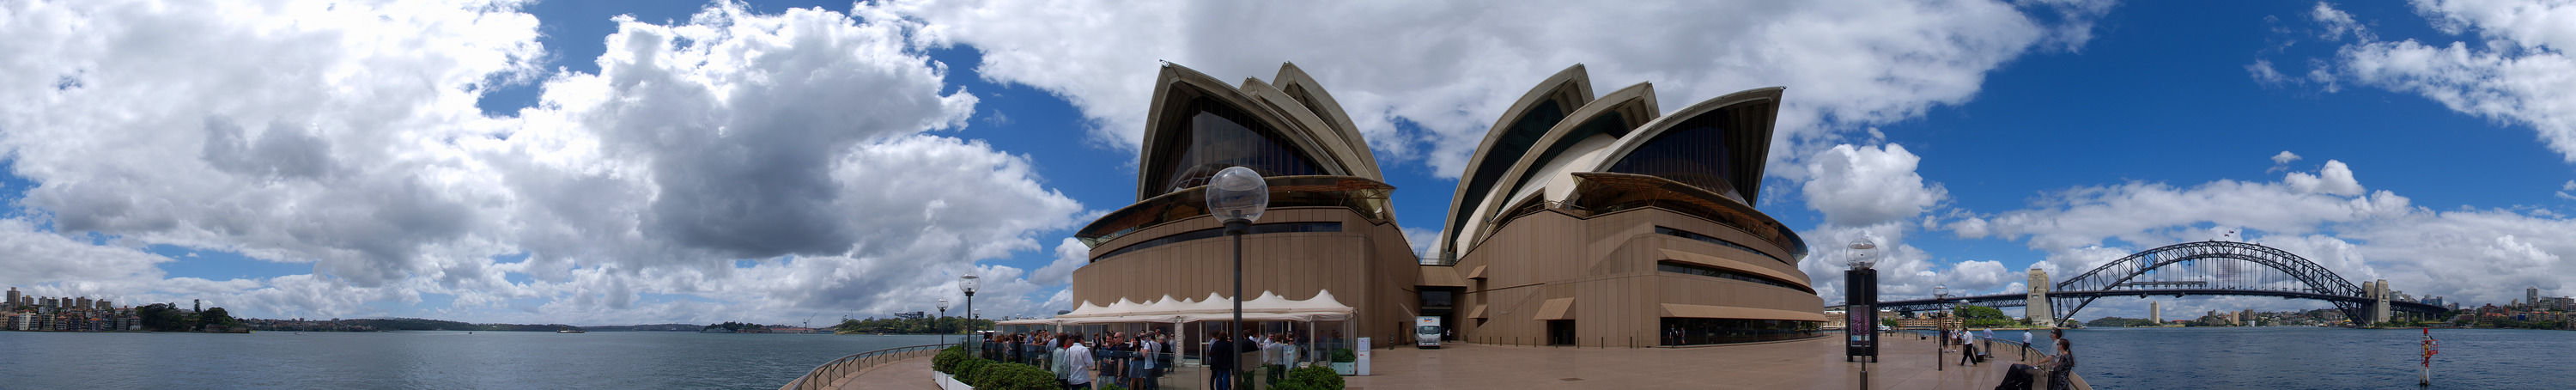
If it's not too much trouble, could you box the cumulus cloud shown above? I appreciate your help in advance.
[2272,150,2303,165]
[1802,143,1948,226]
[2284,160,2366,196]
[2296,0,2576,162]
[2559,180,2576,200]
[873,0,2113,178]
[0,0,1081,323]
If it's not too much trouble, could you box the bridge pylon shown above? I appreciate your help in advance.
[2371,279,2391,325]
[2026,267,2052,327]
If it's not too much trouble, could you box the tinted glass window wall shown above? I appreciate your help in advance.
[1658,317,1823,346]
[1153,98,1325,194]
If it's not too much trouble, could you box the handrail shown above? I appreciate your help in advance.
[780,343,953,390]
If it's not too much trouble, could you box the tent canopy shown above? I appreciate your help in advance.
[1043,289,1356,326]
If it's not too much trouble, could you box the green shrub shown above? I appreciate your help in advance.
[1329,349,1357,363]
[969,362,1059,390]
[952,357,991,385]
[1273,365,1345,390]
[933,345,967,375]
[1097,382,1129,390]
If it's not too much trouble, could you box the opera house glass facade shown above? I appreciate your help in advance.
[1067,62,1820,350]
[1427,64,1822,347]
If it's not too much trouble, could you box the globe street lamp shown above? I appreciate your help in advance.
[1845,237,1880,388]
[960,272,980,338]
[1206,166,1267,349]
[1935,283,1949,372]
[937,299,952,345]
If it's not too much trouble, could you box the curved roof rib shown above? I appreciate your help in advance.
[1455,82,1659,252]
[1437,64,1595,259]
[1270,63,1382,178]
[1585,87,1784,204]
[1135,64,1359,200]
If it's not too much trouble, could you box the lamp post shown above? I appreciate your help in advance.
[1206,166,1268,349]
[937,299,951,345]
[1846,237,1879,389]
[1934,284,1948,372]
[960,272,980,338]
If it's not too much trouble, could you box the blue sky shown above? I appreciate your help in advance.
[3,0,2573,325]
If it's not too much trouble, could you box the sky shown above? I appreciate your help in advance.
[3,0,2573,326]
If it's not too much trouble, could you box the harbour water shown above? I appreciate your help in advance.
[2066,326,2575,389]
[0,331,942,389]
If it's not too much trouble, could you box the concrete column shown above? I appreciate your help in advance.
[2372,279,2391,325]
[2026,268,2052,327]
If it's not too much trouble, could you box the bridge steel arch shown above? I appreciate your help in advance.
[2045,241,2367,325]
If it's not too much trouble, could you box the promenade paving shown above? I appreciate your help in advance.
[850,332,2083,389]
[831,355,939,390]
[1347,333,2076,390]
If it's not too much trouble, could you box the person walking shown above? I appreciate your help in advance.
[1956,328,1981,366]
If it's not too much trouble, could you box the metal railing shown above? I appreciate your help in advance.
[779,344,952,390]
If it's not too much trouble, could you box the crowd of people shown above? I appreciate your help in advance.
[975,327,1327,390]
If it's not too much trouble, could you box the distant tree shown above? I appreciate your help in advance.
[201,307,238,329]
[2085,316,2157,327]
[138,303,187,332]
[1955,305,2015,327]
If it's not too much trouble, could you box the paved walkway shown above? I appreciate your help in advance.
[831,356,939,390]
[1348,333,2077,389]
[841,333,2081,389]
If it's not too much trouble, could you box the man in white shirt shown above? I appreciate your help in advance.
[1065,336,1095,390]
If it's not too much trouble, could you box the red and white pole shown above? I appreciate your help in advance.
[2419,327,2438,386]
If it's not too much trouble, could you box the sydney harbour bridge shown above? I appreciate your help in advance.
[1876,241,2445,326]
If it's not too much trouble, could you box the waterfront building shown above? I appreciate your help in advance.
[5,287,17,308]
[1061,62,1825,349]
[2530,287,2539,310]
[2148,301,2160,324]
[1433,64,1819,347]
[1067,63,1419,340]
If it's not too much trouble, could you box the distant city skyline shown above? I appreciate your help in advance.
[2,0,2573,325]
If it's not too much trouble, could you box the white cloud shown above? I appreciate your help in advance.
[2284,160,2366,196]
[1801,143,1949,226]
[1798,222,2020,303]
[2312,2,2374,42]
[2272,150,2303,165]
[874,0,2112,178]
[0,0,1083,324]
[1968,161,2402,251]
[2312,0,2576,162]
[2248,59,2295,87]
[1401,227,1441,259]
[1030,238,1088,286]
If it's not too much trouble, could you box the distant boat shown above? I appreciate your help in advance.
[557,327,585,333]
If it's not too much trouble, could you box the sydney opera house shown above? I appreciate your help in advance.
[1049,62,1819,348]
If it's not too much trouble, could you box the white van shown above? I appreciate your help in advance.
[1415,316,1442,349]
